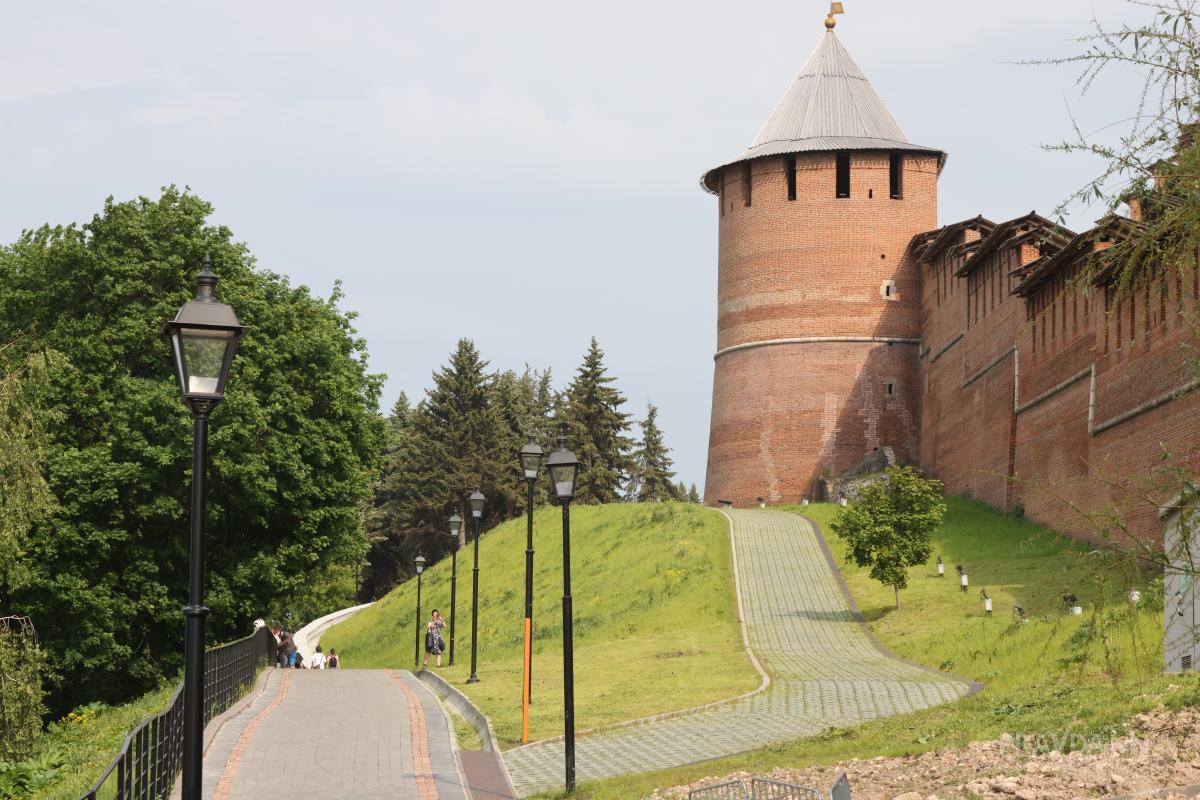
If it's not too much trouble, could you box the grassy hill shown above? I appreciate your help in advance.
[547,497,1199,800]
[320,502,758,746]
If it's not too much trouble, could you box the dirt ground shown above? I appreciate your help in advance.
[649,707,1200,800]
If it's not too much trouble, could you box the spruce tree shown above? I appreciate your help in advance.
[361,393,414,598]
[688,483,702,504]
[562,338,633,504]
[402,339,508,538]
[629,402,680,502]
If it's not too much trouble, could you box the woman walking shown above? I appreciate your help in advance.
[424,609,446,669]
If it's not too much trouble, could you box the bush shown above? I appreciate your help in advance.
[0,616,46,762]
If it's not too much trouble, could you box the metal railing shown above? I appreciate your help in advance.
[750,777,825,800]
[689,780,749,799]
[80,625,274,800]
[689,776,841,800]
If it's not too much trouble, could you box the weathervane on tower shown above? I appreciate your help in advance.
[825,2,844,30]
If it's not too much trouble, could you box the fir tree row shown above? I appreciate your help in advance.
[360,336,698,598]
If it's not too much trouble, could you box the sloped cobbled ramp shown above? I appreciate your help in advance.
[504,509,973,795]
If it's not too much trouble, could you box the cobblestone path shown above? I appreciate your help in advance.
[196,668,468,800]
[503,509,973,796]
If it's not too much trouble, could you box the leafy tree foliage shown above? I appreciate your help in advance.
[0,345,61,593]
[1030,0,1199,296]
[0,188,385,714]
[0,616,45,761]
[830,466,946,609]
[562,338,633,504]
[628,403,681,502]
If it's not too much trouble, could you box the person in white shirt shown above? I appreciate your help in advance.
[310,645,326,670]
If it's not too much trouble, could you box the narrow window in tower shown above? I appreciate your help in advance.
[885,382,896,397]
[786,155,797,201]
[741,162,752,207]
[835,153,850,198]
[719,172,726,218]
[889,153,903,199]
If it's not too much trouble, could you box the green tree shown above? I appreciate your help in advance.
[830,466,946,609]
[389,340,509,553]
[360,393,413,599]
[0,188,385,714]
[0,616,46,761]
[687,483,702,504]
[1030,0,1199,297]
[0,345,61,594]
[628,402,680,502]
[562,338,633,504]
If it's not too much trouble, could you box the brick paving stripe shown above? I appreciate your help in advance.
[502,509,972,796]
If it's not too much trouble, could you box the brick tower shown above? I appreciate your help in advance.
[702,15,945,506]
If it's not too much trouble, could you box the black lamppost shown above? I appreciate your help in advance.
[518,434,544,743]
[164,255,246,800]
[467,487,485,684]
[546,425,580,793]
[447,509,463,666]
[413,554,426,671]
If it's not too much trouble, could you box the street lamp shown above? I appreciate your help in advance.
[164,255,245,800]
[546,425,580,793]
[413,554,426,671]
[518,434,544,742]
[467,487,485,684]
[447,509,463,666]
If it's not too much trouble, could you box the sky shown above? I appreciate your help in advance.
[0,1,1151,489]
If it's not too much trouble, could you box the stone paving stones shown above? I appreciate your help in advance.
[199,668,468,800]
[503,510,971,796]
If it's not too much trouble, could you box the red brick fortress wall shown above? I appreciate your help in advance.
[704,151,939,505]
[918,228,1200,546]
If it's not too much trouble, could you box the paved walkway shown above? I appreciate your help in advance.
[503,509,974,796]
[196,668,469,800]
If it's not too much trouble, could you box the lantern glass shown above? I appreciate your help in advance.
[549,461,578,500]
[518,437,544,480]
[448,512,463,538]
[164,258,245,406]
[179,328,236,396]
[414,555,426,575]
[469,489,485,519]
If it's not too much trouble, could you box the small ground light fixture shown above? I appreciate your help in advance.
[757,496,765,508]
[801,498,809,506]
[936,555,944,576]
[958,566,968,592]
[839,497,848,507]
[980,588,992,615]
[1062,593,1082,615]
[1129,590,1142,605]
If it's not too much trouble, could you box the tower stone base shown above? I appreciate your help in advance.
[704,341,919,506]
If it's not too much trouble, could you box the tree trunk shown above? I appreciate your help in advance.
[894,584,900,610]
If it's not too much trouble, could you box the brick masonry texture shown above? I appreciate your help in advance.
[705,152,936,506]
[704,147,1200,547]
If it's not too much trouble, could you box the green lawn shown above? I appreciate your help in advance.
[534,497,1200,800]
[2,684,177,800]
[321,502,758,747]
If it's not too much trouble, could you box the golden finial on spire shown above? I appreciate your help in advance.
[825,2,844,30]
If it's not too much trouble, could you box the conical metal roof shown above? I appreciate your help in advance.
[702,31,943,192]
